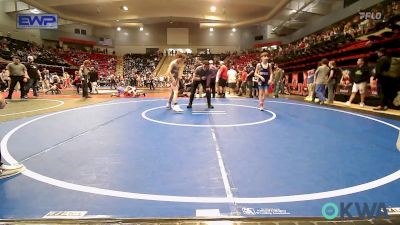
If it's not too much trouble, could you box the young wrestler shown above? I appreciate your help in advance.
[254,52,274,111]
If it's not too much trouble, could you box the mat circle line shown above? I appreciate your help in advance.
[0,99,65,117]
[141,103,276,127]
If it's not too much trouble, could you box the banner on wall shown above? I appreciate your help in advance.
[17,14,58,29]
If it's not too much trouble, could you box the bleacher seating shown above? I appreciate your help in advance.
[123,54,160,76]
[61,50,116,77]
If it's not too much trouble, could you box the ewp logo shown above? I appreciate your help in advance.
[17,14,58,29]
[322,202,389,220]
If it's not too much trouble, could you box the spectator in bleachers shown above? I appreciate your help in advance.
[327,60,341,104]
[346,58,371,107]
[123,54,159,83]
[313,58,330,105]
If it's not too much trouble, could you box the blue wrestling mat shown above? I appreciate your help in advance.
[0,98,399,219]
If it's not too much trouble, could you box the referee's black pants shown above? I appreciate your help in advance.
[189,80,211,106]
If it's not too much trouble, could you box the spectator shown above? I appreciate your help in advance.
[217,61,229,98]
[79,60,91,98]
[374,48,397,110]
[346,58,371,107]
[314,58,330,104]
[238,66,247,96]
[41,68,50,91]
[327,60,341,103]
[73,71,82,94]
[246,61,257,98]
[273,63,284,98]
[227,65,237,95]
[305,69,316,101]
[88,67,99,94]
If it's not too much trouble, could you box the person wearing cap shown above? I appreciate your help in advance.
[79,60,91,98]
[5,56,28,99]
[187,60,214,109]
[373,48,392,111]
[24,55,41,97]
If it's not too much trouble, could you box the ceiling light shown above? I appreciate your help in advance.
[116,19,119,22]
[30,8,41,14]
[122,6,128,11]
[139,27,144,31]
[117,27,121,31]
[209,27,214,32]
[232,28,236,32]
[210,6,216,12]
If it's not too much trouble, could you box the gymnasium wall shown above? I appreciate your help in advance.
[0,0,42,44]
[93,23,241,54]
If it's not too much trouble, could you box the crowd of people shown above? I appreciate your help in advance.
[0,37,68,67]
[270,1,399,63]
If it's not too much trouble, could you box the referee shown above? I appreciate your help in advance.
[187,60,214,109]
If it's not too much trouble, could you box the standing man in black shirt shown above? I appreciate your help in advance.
[24,56,41,97]
[187,60,214,109]
[88,67,99,94]
[209,60,218,98]
[373,48,392,111]
[346,58,371,107]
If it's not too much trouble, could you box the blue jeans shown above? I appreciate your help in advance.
[315,84,326,102]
